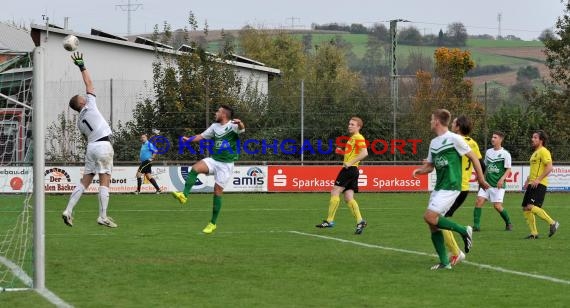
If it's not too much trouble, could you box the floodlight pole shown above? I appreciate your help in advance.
[389,19,409,163]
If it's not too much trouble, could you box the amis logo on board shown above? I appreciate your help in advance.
[233,167,265,186]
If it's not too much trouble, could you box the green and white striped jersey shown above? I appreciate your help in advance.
[484,147,512,187]
[427,131,471,191]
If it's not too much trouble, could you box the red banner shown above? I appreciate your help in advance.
[267,165,427,192]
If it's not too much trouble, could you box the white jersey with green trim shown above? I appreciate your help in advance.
[484,147,512,187]
[201,121,245,163]
[427,131,471,191]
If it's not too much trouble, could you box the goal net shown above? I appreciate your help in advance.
[0,48,34,291]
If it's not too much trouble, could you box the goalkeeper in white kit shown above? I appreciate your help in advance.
[62,53,117,228]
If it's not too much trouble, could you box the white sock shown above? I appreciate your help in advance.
[65,184,85,214]
[98,186,110,219]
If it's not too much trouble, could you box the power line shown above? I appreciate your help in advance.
[371,19,549,35]
[286,17,301,29]
[115,0,143,36]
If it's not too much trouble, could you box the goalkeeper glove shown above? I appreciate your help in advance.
[71,52,86,71]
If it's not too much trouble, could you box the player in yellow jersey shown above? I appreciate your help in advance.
[442,115,483,266]
[316,117,368,234]
[522,130,559,239]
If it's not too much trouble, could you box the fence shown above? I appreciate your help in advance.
[1,76,568,165]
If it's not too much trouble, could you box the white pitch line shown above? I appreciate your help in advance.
[0,256,73,307]
[35,288,74,308]
[289,231,570,285]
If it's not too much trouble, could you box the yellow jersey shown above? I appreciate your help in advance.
[529,146,552,186]
[343,133,366,167]
[461,136,482,191]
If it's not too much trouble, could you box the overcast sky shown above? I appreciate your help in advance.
[1,0,566,40]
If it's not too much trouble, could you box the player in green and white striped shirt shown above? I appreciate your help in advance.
[413,109,489,270]
[473,131,513,231]
[172,105,245,234]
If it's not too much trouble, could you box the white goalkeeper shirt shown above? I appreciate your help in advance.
[77,93,112,143]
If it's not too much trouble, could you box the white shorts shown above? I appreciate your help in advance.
[427,190,461,215]
[84,141,114,175]
[203,157,234,188]
[477,187,505,203]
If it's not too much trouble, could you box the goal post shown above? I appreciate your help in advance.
[32,46,45,290]
[0,46,41,292]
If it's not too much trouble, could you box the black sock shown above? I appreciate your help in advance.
[150,178,160,191]
[136,177,142,191]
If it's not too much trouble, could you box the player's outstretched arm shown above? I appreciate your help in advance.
[466,151,489,189]
[71,52,94,94]
[182,134,204,143]
[232,118,245,130]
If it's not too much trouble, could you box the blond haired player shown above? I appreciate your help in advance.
[413,109,488,270]
[316,117,368,234]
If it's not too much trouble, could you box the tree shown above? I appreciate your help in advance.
[543,0,570,90]
[487,105,546,161]
[239,28,307,84]
[113,13,244,161]
[437,29,445,46]
[410,47,482,144]
[45,112,86,162]
[538,28,556,42]
[446,22,468,46]
[350,23,368,34]
[370,23,389,42]
[237,27,392,161]
[433,47,475,102]
[398,26,422,45]
[302,33,313,54]
[402,48,433,76]
[516,65,540,82]
[356,35,387,78]
[219,30,236,53]
[509,1,570,162]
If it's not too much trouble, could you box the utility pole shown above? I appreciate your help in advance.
[497,12,502,39]
[116,0,143,36]
[286,17,301,29]
[389,19,409,162]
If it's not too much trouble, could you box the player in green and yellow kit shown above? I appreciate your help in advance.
[316,117,368,234]
[413,109,489,270]
[442,115,482,266]
[172,105,245,234]
[522,130,559,239]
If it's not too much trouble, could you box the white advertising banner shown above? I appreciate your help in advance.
[168,165,267,193]
[428,166,525,192]
[0,166,33,193]
[1,165,569,193]
[542,166,570,191]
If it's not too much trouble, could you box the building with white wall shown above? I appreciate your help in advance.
[30,25,280,131]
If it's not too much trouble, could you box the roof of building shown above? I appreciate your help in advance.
[30,24,280,75]
[0,22,35,53]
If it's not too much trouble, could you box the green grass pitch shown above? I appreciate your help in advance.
[2,192,569,307]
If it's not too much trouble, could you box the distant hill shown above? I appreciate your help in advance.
[140,29,548,89]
